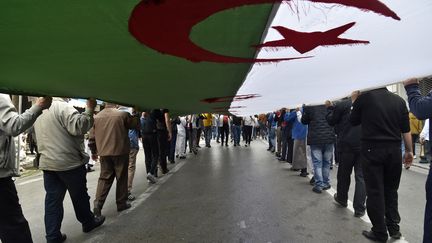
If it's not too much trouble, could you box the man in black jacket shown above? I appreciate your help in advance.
[350,89,413,242]
[325,98,365,217]
[301,104,336,194]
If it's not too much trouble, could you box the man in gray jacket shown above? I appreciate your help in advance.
[0,94,52,243]
[35,98,105,243]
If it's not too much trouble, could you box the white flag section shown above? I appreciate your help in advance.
[231,0,432,115]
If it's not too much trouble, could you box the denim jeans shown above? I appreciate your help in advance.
[233,125,241,145]
[43,165,94,242]
[269,127,276,149]
[310,144,334,188]
[204,126,212,146]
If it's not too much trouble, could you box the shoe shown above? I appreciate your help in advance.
[147,173,157,184]
[414,155,417,159]
[225,144,228,147]
[169,160,175,164]
[278,158,285,162]
[362,230,387,242]
[312,186,322,193]
[216,141,220,143]
[193,150,197,155]
[330,165,333,170]
[128,193,136,201]
[290,168,300,171]
[275,152,281,157]
[267,147,271,151]
[333,194,348,207]
[162,168,170,174]
[299,172,309,177]
[86,167,95,173]
[117,203,132,212]
[309,177,315,185]
[322,185,331,190]
[83,215,105,233]
[388,230,402,239]
[48,233,67,243]
[245,144,248,147]
[176,154,179,158]
[354,211,365,218]
[93,207,102,217]
[179,156,186,159]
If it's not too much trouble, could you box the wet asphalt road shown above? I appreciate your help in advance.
[14,139,427,243]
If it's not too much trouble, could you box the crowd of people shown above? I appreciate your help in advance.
[1,78,432,243]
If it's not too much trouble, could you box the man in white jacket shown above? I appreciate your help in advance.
[35,98,105,243]
[176,116,187,159]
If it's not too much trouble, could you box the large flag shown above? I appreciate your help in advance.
[232,0,432,115]
[1,0,431,115]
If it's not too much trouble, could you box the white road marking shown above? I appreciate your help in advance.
[83,159,188,243]
[239,220,247,229]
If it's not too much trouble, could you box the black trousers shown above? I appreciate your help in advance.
[336,149,366,213]
[142,133,159,175]
[0,177,33,243]
[157,130,169,171]
[220,125,229,145]
[244,125,253,145]
[361,146,402,239]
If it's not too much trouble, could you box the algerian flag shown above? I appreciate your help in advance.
[0,0,431,115]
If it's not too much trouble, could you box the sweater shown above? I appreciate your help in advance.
[350,88,410,148]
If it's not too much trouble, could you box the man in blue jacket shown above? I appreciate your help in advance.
[404,77,432,243]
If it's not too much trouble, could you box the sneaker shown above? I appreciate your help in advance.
[389,230,402,239]
[117,203,131,212]
[299,172,309,177]
[147,173,157,184]
[128,193,136,201]
[312,186,322,194]
[354,211,365,218]
[83,215,105,233]
[333,193,348,207]
[322,185,331,190]
[309,177,315,185]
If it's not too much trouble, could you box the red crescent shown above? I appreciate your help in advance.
[129,0,399,63]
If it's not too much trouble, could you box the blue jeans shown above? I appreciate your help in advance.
[310,144,334,188]
[233,125,241,145]
[269,127,276,149]
[43,165,94,242]
[424,165,432,243]
[204,126,212,146]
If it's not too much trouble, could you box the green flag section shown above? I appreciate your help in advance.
[0,0,275,114]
